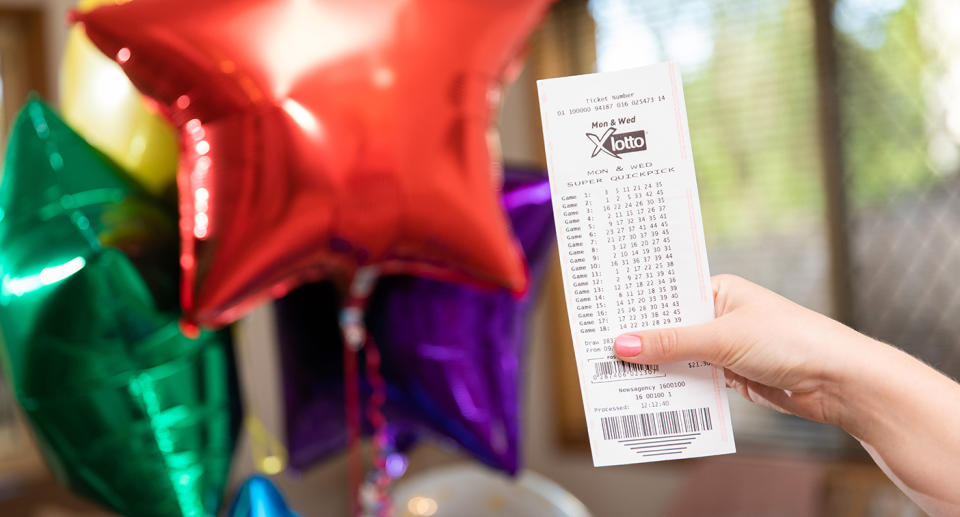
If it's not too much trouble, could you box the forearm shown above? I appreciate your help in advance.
[616,274,960,512]
[861,442,960,516]
[836,338,960,513]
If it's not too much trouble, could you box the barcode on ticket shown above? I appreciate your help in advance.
[591,360,659,382]
[601,408,713,440]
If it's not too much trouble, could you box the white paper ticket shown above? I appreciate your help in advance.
[537,63,735,466]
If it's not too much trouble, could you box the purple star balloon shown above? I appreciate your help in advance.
[276,167,554,474]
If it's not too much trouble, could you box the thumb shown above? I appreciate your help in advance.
[614,321,727,365]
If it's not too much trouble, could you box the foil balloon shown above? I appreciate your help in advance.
[75,0,552,328]
[0,99,240,517]
[277,168,554,474]
[60,0,179,195]
[227,476,299,517]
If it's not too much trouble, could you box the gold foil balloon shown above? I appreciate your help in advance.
[60,0,179,195]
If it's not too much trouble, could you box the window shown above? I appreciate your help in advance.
[573,0,960,452]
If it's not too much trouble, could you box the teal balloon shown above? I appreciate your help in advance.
[227,476,299,517]
[0,98,240,517]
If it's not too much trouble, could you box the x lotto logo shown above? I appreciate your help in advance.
[585,127,647,159]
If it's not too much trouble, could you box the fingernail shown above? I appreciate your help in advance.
[614,335,643,357]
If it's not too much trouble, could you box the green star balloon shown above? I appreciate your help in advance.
[0,98,240,517]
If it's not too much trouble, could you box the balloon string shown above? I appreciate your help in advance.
[364,333,392,517]
[342,333,362,517]
[339,267,382,517]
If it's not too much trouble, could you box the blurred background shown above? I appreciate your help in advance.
[0,0,957,515]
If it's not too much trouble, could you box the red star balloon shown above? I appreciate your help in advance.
[76,0,550,328]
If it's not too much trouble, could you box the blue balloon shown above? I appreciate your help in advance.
[227,476,299,517]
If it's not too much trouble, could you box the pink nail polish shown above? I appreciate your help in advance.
[614,335,643,356]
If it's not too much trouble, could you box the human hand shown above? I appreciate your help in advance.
[614,274,960,515]
[613,274,874,433]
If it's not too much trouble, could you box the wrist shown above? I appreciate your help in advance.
[832,338,960,507]
[830,336,934,445]
[825,333,895,442]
